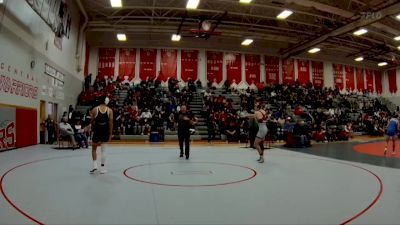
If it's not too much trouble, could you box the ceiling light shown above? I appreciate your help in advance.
[355,57,364,62]
[308,48,320,53]
[394,36,400,41]
[241,39,253,46]
[171,34,181,41]
[398,46,400,50]
[110,0,122,7]
[378,62,387,67]
[239,0,252,3]
[116,33,127,41]
[277,10,293,20]
[397,14,400,20]
[353,28,368,36]
[186,0,200,9]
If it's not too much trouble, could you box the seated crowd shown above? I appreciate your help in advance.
[74,75,392,148]
[78,75,200,138]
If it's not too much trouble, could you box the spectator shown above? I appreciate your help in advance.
[59,117,78,148]
[45,115,56,144]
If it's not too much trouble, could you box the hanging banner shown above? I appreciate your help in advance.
[181,50,198,82]
[159,49,177,82]
[388,69,397,94]
[139,48,157,81]
[265,56,279,85]
[374,71,382,94]
[119,48,136,81]
[297,59,310,85]
[84,42,90,77]
[282,58,295,85]
[311,61,324,88]
[225,53,242,83]
[245,54,260,84]
[345,66,355,91]
[206,51,223,83]
[98,48,116,80]
[356,68,365,91]
[332,64,344,90]
[365,69,374,92]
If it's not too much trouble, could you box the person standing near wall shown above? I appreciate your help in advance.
[90,96,113,174]
[177,105,198,159]
[45,115,56,144]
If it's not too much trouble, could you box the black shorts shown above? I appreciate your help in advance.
[92,131,110,143]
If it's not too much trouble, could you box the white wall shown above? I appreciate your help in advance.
[0,0,83,143]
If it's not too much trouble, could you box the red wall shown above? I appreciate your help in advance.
[16,108,37,148]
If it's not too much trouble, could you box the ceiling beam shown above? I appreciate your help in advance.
[281,1,400,58]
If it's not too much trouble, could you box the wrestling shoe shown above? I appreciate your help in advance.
[100,167,107,174]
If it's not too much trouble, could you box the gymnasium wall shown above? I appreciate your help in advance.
[0,0,84,147]
[87,47,386,95]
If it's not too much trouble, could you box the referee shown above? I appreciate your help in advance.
[177,105,198,159]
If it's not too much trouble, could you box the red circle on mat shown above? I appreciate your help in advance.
[123,162,257,187]
[353,141,400,158]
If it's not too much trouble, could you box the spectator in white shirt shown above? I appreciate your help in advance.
[59,117,78,147]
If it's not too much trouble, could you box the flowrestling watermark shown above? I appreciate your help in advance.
[360,12,383,20]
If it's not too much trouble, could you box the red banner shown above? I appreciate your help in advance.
[265,56,279,84]
[311,61,324,88]
[282,58,295,85]
[159,49,177,82]
[332,64,344,90]
[98,48,116,80]
[84,42,90,77]
[356,68,364,91]
[119,48,136,81]
[345,66,355,91]
[245,54,260,84]
[365,69,374,92]
[139,48,157,81]
[374,71,382,94]
[297,59,310,85]
[226,53,242,83]
[388,69,397,94]
[181,50,198,82]
[206,51,223,83]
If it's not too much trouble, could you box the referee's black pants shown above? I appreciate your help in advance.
[178,130,191,157]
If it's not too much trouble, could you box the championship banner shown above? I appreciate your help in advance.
[332,64,344,90]
[356,68,365,91]
[282,58,295,85]
[245,54,260,84]
[225,53,242,83]
[374,71,382,94]
[345,66,355,91]
[388,69,397,94]
[84,41,90,77]
[365,69,374,92]
[181,50,198,82]
[98,48,116,80]
[311,61,324,88]
[139,48,157,81]
[0,106,16,151]
[206,51,223,83]
[159,49,177,82]
[119,48,136,81]
[297,59,310,85]
[265,56,279,84]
